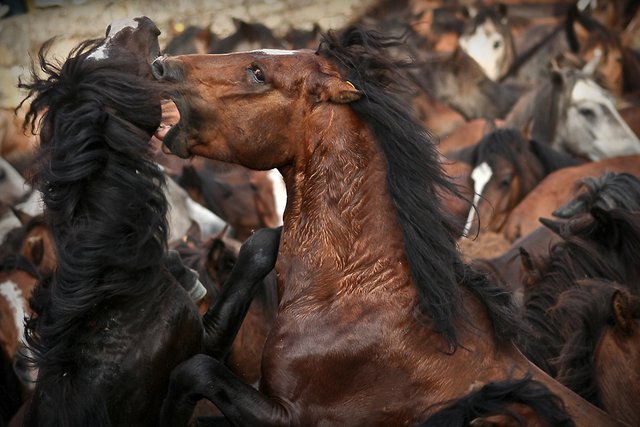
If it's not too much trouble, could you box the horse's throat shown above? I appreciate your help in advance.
[277,144,408,301]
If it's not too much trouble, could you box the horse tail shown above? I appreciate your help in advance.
[419,375,575,427]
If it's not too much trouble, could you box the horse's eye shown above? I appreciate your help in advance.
[578,107,596,120]
[493,40,501,50]
[248,66,266,84]
[499,176,512,189]
[105,25,112,37]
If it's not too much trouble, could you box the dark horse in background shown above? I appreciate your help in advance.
[152,27,617,425]
[18,17,279,427]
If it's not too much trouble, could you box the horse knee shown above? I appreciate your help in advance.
[168,354,218,397]
[236,226,282,277]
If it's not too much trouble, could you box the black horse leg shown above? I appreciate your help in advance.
[160,354,291,427]
[201,226,281,359]
[165,249,207,301]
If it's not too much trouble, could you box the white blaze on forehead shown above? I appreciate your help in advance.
[459,21,504,81]
[0,281,27,345]
[463,162,493,235]
[250,49,297,56]
[88,18,140,61]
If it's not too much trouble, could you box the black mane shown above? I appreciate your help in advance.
[555,172,640,218]
[18,36,168,425]
[318,26,520,348]
[520,208,640,374]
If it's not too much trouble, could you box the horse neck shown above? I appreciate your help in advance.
[277,111,409,305]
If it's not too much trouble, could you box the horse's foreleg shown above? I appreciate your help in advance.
[165,249,207,301]
[160,354,292,427]
[202,226,281,359]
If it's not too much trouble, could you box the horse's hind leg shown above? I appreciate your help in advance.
[160,354,291,427]
[201,226,281,359]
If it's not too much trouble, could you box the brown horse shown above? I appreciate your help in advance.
[177,161,281,241]
[549,279,640,426]
[455,128,579,236]
[518,207,640,378]
[472,171,640,305]
[503,154,640,241]
[0,254,40,425]
[153,27,616,426]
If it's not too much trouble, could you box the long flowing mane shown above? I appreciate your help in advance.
[18,37,167,423]
[317,27,519,348]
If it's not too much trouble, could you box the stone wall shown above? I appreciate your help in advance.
[0,0,376,108]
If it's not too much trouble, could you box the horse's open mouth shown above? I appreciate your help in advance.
[154,98,190,158]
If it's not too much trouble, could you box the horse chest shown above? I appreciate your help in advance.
[258,303,439,424]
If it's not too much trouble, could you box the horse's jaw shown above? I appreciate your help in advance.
[155,98,191,159]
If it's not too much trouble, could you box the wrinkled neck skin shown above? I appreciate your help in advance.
[275,105,411,308]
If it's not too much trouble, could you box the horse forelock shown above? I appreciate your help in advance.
[475,129,534,182]
[318,26,520,348]
[551,280,637,407]
[88,18,140,61]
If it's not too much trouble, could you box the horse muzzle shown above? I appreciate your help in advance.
[152,56,185,82]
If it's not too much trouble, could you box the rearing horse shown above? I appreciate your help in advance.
[18,17,280,427]
[153,27,617,426]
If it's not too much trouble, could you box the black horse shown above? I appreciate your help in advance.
[19,17,279,427]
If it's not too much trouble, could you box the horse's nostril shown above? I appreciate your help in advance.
[152,58,166,79]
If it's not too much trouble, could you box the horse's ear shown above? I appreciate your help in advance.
[611,290,635,335]
[209,238,226,264]
[539,217,565,237]
[231,17,245,30]
[460,5,477,19]
[497,3,508,23]
[11,207,33,226]
[549,58,566,86]
[313,75,362,104]
[552,196,587,219]
[582,48,603,76]
[28,236,44,267]
[571,17,590,51]
[209,224,232,263]
[519,247,539,285]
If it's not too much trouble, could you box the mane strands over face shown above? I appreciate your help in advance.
[18,34,168,426]
[317,26,519,348]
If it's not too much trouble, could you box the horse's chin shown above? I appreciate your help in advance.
[158,124,191,159]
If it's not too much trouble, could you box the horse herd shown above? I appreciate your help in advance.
[0,0,639,426]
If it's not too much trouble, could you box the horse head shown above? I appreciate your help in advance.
[458,2,515,81]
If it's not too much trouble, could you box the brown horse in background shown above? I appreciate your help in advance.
[502,154,640,241]
[152,26,616,426]
[454,128,579,236]
[550,279,640,426]
[177,162,280,241]
[517,207,640,377]
[0,254,40,425]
